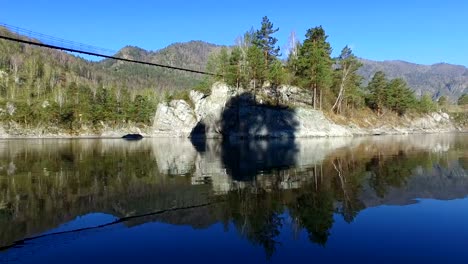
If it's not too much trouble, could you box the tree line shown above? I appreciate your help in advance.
[208,16,465,116]
[0,27,160,130]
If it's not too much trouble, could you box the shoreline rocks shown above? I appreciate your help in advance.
[152,83,464,139]
[0,83,464,139]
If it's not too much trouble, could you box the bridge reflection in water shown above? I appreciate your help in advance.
[0,134,467,262]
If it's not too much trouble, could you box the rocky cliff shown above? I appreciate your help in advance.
[152,83,462,138]
[153,83,351,138]
[0,83,461,138]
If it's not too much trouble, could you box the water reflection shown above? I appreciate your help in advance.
[0,134,467,261]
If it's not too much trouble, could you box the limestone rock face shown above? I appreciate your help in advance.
[405,112,456,133]
[151,83,461,138]
[152,100,197,137]
[190,82,237,138]
[152,83,351,138]
[294,108,352,137]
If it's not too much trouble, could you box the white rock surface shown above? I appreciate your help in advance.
[152,100,197,137]
[152,83,352,138]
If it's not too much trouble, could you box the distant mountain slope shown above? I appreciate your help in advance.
[97,41,223,90]
[359,59,468,101]
[99,41,222,73]
[1,23,466,100]
[0,25,222,94]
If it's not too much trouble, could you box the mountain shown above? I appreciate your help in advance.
[96,41,223,91]
[358,59,468,101]
[0,24,222,93]
[104,43,468,101]
[0,27,224,129]
[109,41,221,71]
[1,24,467,128]
[2,22,466,100]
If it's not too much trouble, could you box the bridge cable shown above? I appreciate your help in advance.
[0,34,220,77]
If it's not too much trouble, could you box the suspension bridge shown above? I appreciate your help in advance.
[0,23,219,76]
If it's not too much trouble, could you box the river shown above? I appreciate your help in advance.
[0,134,467,263]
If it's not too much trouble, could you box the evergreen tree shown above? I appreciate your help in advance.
[226,47,245,89]
[418,93,437,113]
[296,26,333,109]
[253,16,281,68]
[385,78,416,115]
[366,71,388,115]
[268,59,285,87]
[268,59,285,105]
[458,94,468,105]
[216,48,230,80]
[246,45,266,101]
[438,95,449,106]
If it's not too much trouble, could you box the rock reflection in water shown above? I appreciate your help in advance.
[0,134,466,260]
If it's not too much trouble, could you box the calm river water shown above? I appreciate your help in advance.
[0,134,467,263]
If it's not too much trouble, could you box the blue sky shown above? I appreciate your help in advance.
[1,0,467,66]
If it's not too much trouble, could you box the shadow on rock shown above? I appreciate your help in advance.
[190,92,301,181]
[190,92,300,139]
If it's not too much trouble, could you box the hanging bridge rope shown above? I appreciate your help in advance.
[0,23,220,76]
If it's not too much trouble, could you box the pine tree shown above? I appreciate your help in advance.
[458,94,468,105]
[226,47,245,89]
[253,16,281,68]
[385,78,416,115]
[366,71,388,115]
[438,95,449,106]
[216,48,230,81]
[418,93,436,113]
[296,26,333,109]
[268,59,285,105]
[246,45,266,101]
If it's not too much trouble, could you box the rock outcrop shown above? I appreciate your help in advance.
[153,100,197,137]
[152,83,352,138]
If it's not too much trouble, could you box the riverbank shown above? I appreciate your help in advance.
[0,123,153,139]
[151,83,467,139]
[0,83,465,139]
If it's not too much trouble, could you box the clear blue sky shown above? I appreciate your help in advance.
[1,0,467,66]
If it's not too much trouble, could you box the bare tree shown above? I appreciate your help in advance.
[332,46,362,114]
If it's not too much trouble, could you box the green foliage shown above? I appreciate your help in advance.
[206,20,432,116]
[418,94,437,113]
[247,45,267,90]
[385,78,417,115]
[0,31,163,130]
[226,47,246,88]
[2,19,445,126]
[295,26,333,107]
[366,71,388,113]
[332,46,363,113]
[92,86,118,124]
[365,72,432,115]
[268,59,285,87]
[253,16,281,66]
[216,48,230,79]
[438,95,449,106]
[164,90,194,108]
[192,77,214,95]
[458,94,468,105]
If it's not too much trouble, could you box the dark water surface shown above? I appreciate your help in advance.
[0,134,467,263]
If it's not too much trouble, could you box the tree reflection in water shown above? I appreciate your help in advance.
[0,135,466,259]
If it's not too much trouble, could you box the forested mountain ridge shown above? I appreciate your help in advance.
[1,24,465,102]
[358,59,468,101]
[97,41,223,90]
[0,22,466,134]
[0,27,221,130]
